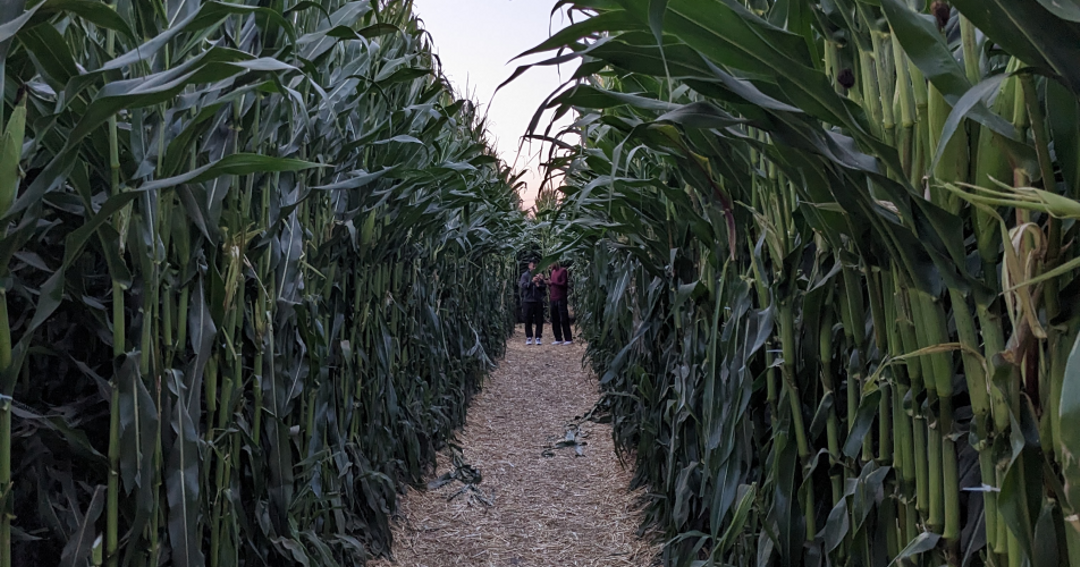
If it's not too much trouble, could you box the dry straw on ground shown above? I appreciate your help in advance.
[370,327,660,567]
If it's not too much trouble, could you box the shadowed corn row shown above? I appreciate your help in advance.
[527,1,1080,566]
[0,1,522,565]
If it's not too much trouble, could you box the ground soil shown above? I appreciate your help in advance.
[369,325,660,567]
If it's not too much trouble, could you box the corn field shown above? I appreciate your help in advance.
[0,1,522,565]
[528,1,1080,566]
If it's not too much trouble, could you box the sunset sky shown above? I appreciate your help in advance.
[412,1,574,210]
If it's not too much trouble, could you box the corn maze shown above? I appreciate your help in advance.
[6,1,1080,567]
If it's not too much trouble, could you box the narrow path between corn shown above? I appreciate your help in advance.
[370,325,659,567]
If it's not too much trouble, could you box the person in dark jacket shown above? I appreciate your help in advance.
[519,260,547,345]
[548,261,572,345]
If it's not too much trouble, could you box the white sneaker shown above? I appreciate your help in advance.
[536,339,543,345]
[526,338,533,345]
[564,340,573,345]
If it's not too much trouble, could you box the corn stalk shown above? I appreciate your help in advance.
[524,1,1080,566]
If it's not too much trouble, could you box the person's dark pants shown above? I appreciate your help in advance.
[524,302,544,339]
[551,299,572,342]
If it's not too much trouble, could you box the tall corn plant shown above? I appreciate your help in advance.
[524,1,1080,566]
[0,1,521,565]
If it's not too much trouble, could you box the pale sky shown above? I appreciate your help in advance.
[413,1,574,210]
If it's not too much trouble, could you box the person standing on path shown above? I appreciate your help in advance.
[548,261,573,345]
[519,260,547,345]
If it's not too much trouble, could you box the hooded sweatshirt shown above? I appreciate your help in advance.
[519,269,547,303]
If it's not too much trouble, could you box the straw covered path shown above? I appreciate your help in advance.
[370,325,660,566]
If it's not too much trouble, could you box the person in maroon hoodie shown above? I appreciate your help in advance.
[548,261,572,345]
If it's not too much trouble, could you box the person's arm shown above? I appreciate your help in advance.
[519,272,531,290]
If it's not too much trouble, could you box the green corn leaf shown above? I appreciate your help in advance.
[166,372,204,567]
[1060,331,1080,516]
[0,96,24,216]
[40,0,137,41]
[141,154,324,192]
[17,22,79,88]
[717,483,756,554]
[118,362,158,565]
[890,531,940,566]
[952,0,1080,95]
[515,9,637,60]
[0,1,41,44]
[822,497,849,554]
[656,101,748,128]
[117,354,156,493]
[1037,0,1080,21]
[105,1,294,71]
[1048,80,1080,195]
[843,388,882,458]
[648,0,667,45]
[57,485,105,567]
